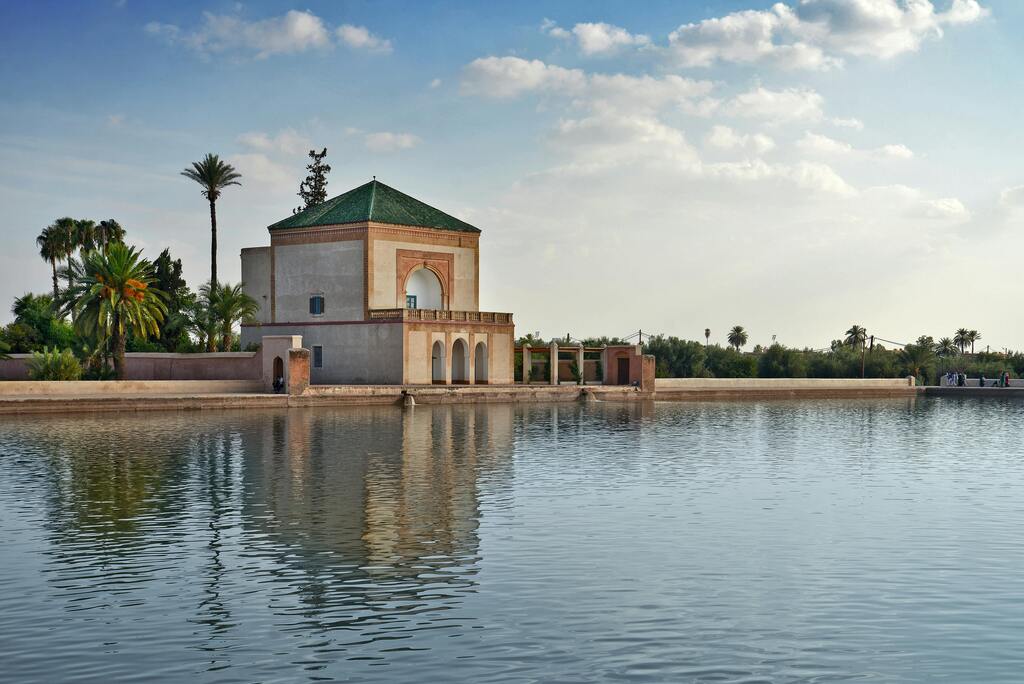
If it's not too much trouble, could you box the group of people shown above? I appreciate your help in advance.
[944,371,1013,388]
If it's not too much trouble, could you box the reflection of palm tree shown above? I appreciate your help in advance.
[845,324,867,348]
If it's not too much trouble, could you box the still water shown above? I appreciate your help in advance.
[2,398,1024,682]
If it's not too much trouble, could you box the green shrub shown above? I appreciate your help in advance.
[27,347,83,381]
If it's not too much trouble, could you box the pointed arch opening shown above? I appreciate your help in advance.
[431,340,446,384]
[474,341,488,385]
[452,338,469,384]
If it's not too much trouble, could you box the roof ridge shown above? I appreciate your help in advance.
[367,180,377,219]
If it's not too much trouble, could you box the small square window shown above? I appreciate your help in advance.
[309,294,325,316]
[406,294,418,309]
[313,345,323,368]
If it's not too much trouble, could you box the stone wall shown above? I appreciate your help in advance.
[655,378,915,390]
[0,352,261,381]
[0,379,263,397]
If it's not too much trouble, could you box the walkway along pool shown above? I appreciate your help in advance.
[2,397,1024,682]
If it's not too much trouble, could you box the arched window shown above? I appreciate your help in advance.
[405,268,443,310]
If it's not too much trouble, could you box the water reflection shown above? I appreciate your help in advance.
[9,397,1024,683]
[0,404,517,678]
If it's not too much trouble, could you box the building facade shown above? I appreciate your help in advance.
[240,180,514,385]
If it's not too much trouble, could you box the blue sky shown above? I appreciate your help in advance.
[2,0,1020,348]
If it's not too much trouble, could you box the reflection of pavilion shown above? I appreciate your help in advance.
[239,405,514,592]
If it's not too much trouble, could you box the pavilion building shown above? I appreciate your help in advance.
[239,180,514,385]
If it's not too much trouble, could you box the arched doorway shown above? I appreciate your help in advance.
[272,356,284,392]
[405,268,444,310]
[474,341,488,384]
[451,339,469,384]
[431,340,446,384]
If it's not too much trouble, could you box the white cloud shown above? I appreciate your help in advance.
[705,125,776,154]
[725,86,825,124]
[237,128,311,155]
[430,78,442,88]
[337,24,392,54]
[999,185,1024,208]
[831,117,865,130]
[144,10,392,58]
[542,20,650,55]
[460,56,586,98]
[145,9,331,58]
[797,131,914,159]
[666,0,988,70]
[364,132,420,152]
[106,114,125,127]
[227,153,293,194]
[917,197,970,220]
[461,56,714,118]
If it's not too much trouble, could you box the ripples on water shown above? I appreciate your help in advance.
[2,397,1024,682]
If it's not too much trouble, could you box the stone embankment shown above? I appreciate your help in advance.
[0,378,934,415]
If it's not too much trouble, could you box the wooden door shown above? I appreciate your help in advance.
[617,357,630,385]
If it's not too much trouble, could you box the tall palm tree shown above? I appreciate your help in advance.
[727,325,749,351]
[36,225,65,301]
[967,330,981,354]
[73,219,97,253]
[934,337,958,358]
[845,324,867,348]
[65,243,168,379]
[202,282,258,352]
[953,328,970,354]
[181,154,241,291]
[94,219,126,250]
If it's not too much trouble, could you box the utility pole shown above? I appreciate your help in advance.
[861,334,871,379]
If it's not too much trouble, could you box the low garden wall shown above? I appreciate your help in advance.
[656,378,915,390]
[0,379,264,397]
[0,351,261,381]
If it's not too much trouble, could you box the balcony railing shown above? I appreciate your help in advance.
[369,308,513,324]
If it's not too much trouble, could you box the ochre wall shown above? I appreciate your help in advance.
[0,352,261,382]
[370,234,478,312]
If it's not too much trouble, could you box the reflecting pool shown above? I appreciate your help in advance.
[2,398,1024,682]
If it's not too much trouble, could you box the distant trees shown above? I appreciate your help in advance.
[181,154,241,291]
[296,148,331,211]
[954,328,969,354]
[727,325,748,351]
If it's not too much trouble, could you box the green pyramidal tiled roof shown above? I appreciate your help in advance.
[268,180,480,233]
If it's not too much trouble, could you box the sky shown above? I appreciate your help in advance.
[1,0,1021,350]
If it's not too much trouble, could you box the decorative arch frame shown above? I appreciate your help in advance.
[396,249,453,310]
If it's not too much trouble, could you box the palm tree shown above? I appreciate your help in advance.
[73,219,97,253]
[36,225,66,301]
[65,243,168,379]
[968,330,981,354]
[181,154,242,291]
[202,282,258,352]
[844,324,867,348]
[727,325,749,351]
[934,337,958,358]
[900,343,935,383]
[94,219,126,250]
[953,328,970,354]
